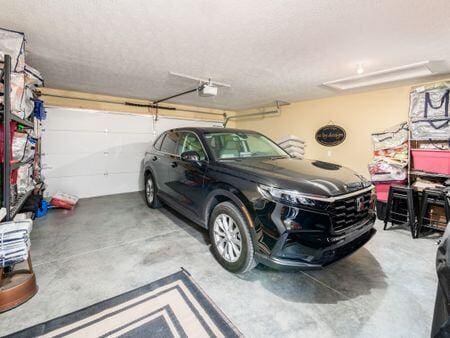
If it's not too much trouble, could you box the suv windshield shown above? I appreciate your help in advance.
[204,131,289,160]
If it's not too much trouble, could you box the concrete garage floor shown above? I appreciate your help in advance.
[0,192,439,337]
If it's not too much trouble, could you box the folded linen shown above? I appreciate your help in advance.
[0,219,33,268]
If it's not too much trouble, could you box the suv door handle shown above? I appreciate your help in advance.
[171,162,177,168]
[152,156,158,161]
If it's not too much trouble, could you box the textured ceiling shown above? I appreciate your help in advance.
[1,0,450,110]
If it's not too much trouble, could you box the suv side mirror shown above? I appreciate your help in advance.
[181,150,200,162]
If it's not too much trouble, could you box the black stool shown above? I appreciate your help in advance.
[415,189,450,238]
[384,185,416,238]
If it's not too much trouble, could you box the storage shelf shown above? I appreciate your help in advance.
[12,115,34,128]
[9,189,33,218]
[410,170,450,179]
[0,111,34,128]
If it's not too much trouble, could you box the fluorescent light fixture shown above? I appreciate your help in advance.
[323,60,449,90]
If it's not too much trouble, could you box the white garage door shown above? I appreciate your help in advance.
[42,107,222,198]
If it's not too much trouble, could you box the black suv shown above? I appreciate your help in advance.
[143,127,376,273]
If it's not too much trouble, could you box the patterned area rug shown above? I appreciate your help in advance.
[8,269,242,337]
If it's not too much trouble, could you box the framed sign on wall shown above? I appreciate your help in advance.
[315,124,346,147]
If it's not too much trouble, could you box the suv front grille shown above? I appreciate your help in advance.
[328,191,372,233]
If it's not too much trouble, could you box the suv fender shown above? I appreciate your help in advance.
[203,187,258,240]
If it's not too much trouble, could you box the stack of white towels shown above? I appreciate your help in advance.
[277,135,306,158]
[0,219,32,268]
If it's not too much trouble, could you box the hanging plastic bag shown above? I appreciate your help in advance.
[0,72,34,119]
[17,163,34,195]
[0,28,25,73]
[410,118,450,140]
[24,64,44,87]
[12,132,35,161]
[410,88,449,119]
[373,142,408,166]
[371,122,408,150]
[368,158,407,182]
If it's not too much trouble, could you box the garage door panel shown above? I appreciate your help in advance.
[155,117,223,134]
[107,133,154,150]
[42,130,108,154]
[44,107,112,132]
[105,172,143,194]
[106,152,144,173]
[44,174,139,199]
[42,153,107,177]
[42,107,220,198]
[106,113,154,133]
[105,143,149,156]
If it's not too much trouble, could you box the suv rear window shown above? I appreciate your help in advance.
[160,131,179,154]
[153,134,164,150]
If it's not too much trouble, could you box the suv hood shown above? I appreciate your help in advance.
[220,157,371,197]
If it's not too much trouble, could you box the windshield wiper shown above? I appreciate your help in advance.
[268,155,289,159]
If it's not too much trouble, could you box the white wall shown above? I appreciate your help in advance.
[42,107,222,198]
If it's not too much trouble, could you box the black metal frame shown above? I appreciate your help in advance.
[152,87,198,105]
[384,185,450,238]
[415,189,450,237]
[383,185,417,238]
[2,55,11,220]
[1,54,35,221]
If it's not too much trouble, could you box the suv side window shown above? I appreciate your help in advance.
[177,132,207,160]
[160,131,179,154]
[153,134,165,150]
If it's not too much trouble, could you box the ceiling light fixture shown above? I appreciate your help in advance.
[356,63,364,75]
[323,60,449,91]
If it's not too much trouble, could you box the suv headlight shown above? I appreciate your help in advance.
[258,184,323,207]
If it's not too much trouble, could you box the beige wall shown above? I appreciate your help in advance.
[235,85,414,177]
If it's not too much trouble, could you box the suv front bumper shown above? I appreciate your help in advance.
[254,214,376,270]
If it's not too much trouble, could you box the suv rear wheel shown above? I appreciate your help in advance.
[209,202,256,273]
[145,173,160,208]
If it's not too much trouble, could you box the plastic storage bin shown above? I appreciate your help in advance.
[411,149,450,175]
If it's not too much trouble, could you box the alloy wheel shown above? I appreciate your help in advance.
[146,177,154,204]
[213,213,242,263]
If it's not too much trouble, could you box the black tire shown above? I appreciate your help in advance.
[145,172,161,208]
[209,201,256,273]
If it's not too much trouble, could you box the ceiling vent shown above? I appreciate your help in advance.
[323,60,449,90]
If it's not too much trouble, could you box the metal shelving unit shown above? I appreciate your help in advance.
[0,112,34,129]
[410,170,450,180]
[0,46,39,313]
[1,54,36,221]
[407,82,450,235]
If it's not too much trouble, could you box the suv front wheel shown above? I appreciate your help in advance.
[209,202,256,273]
